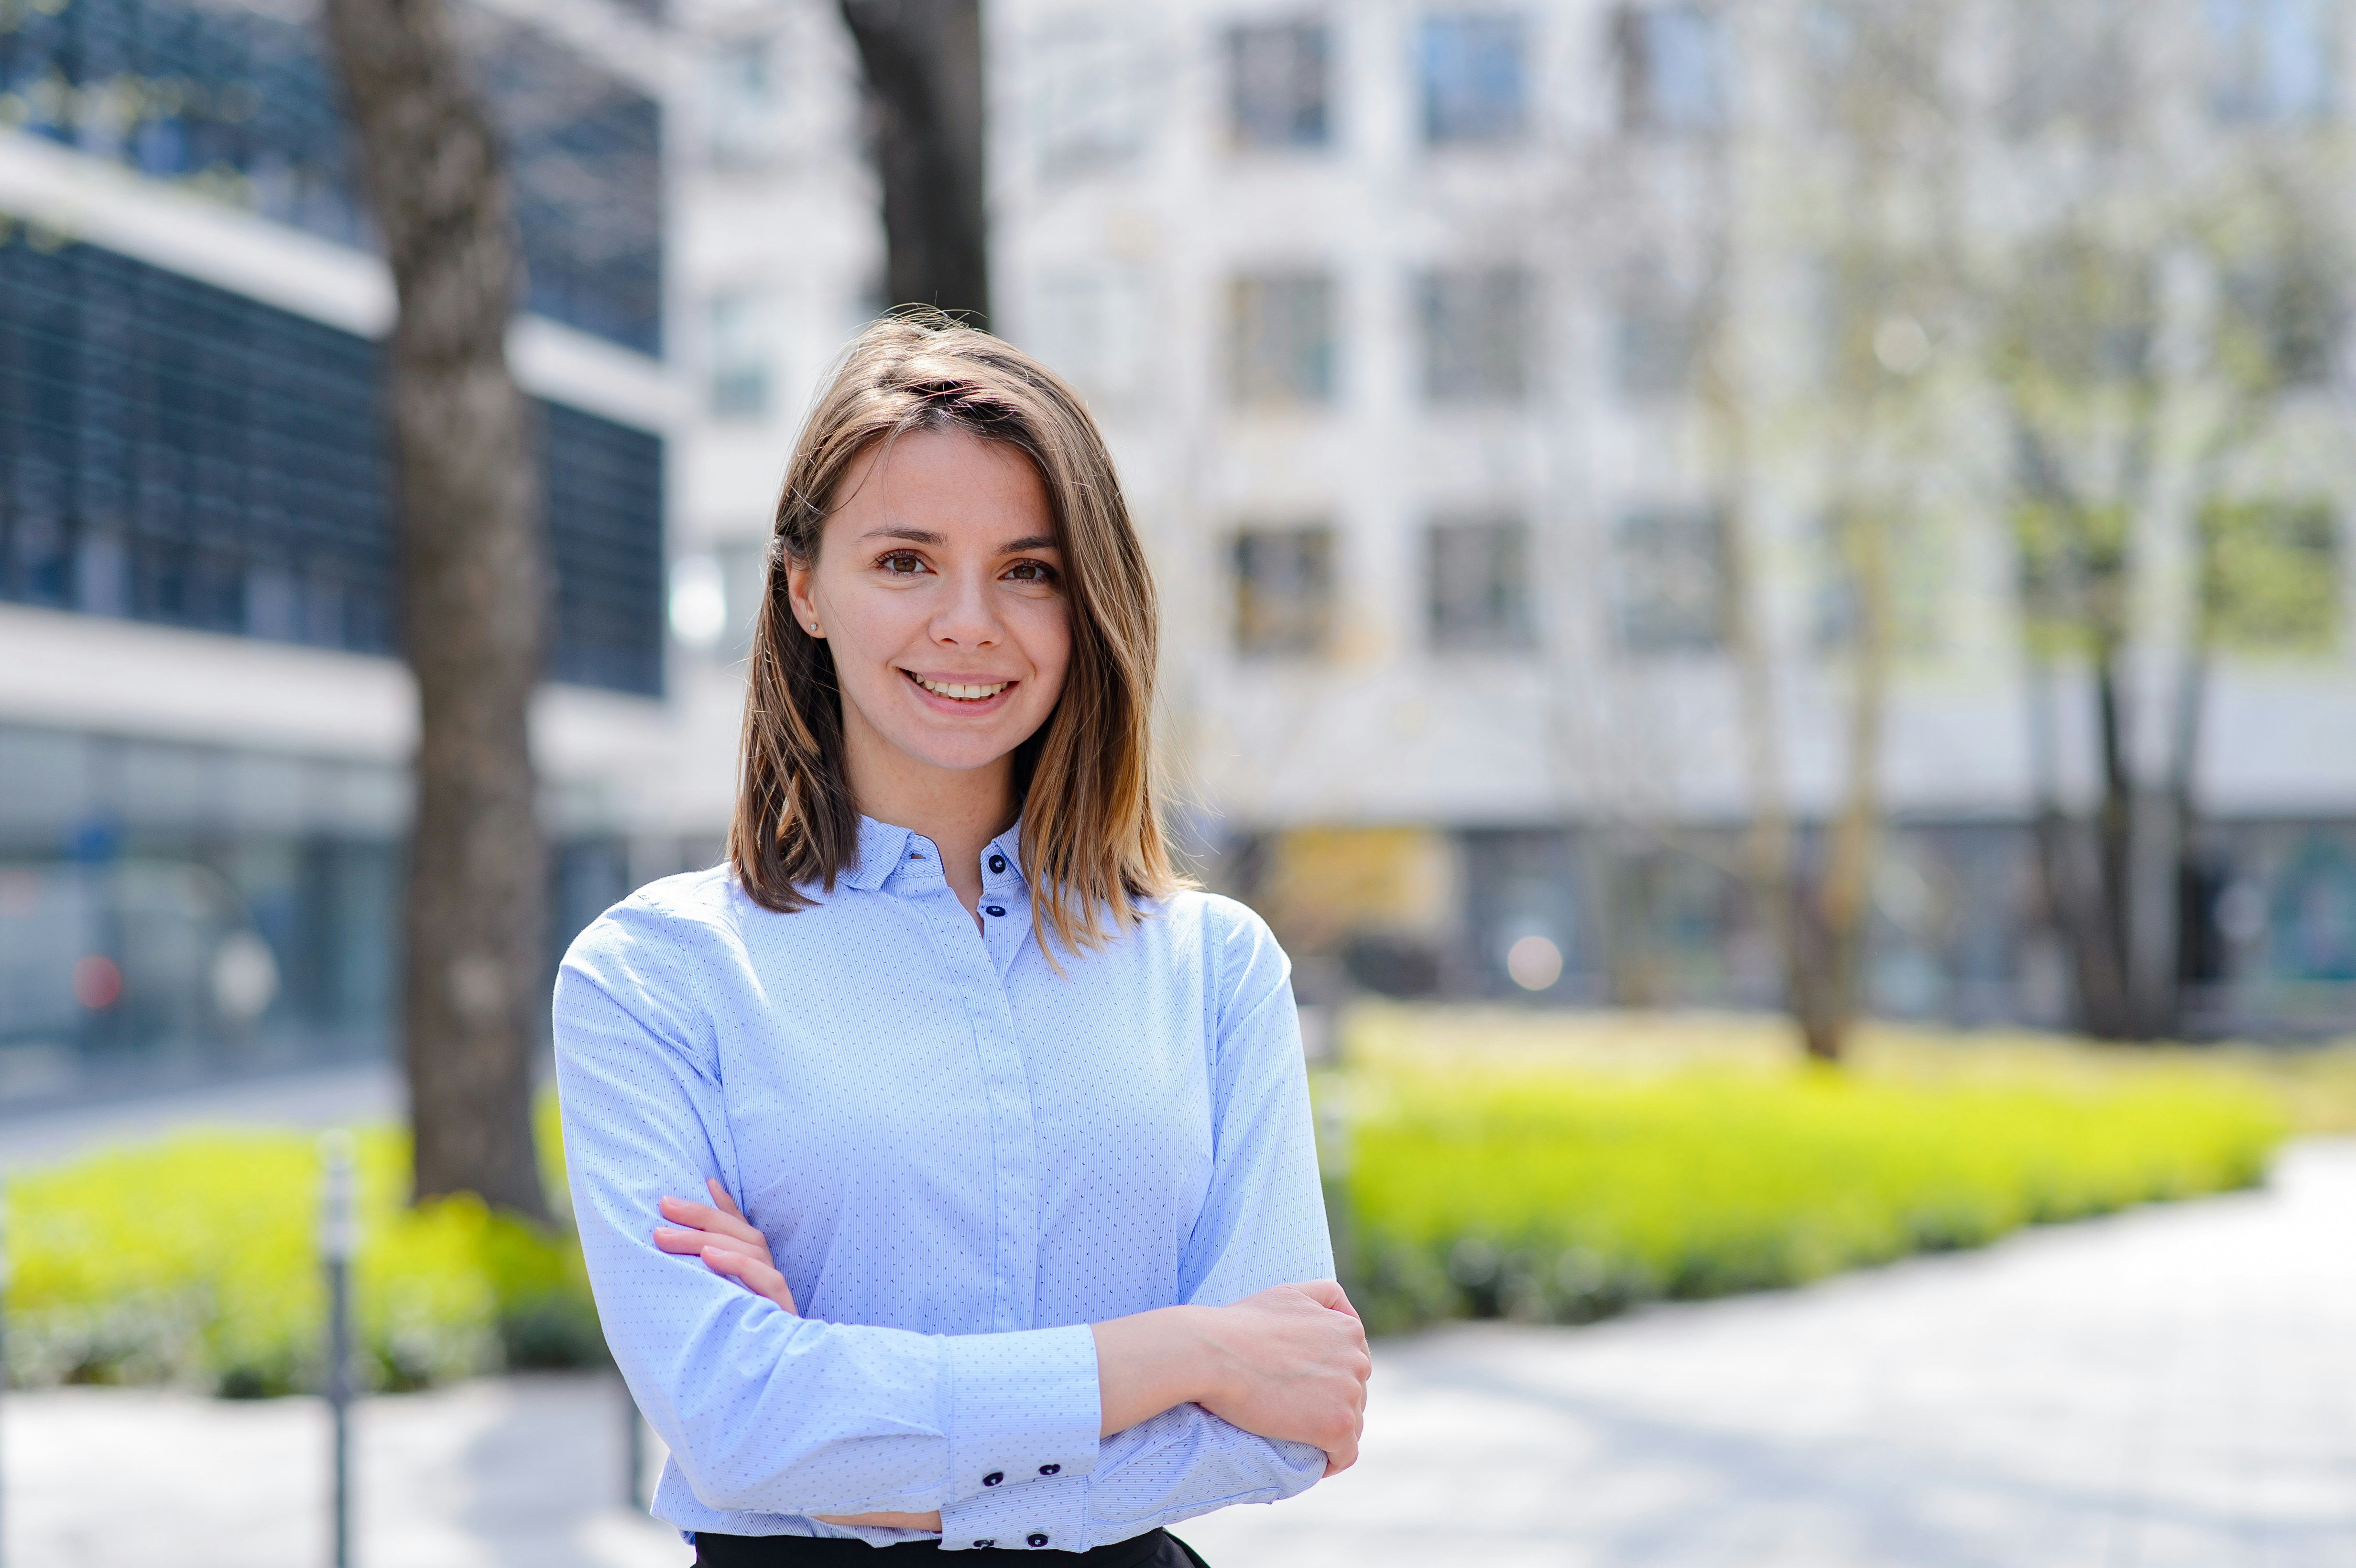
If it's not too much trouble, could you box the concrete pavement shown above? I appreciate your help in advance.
[8,1141,2352,1567]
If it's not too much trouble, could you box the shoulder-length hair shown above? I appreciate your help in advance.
[727,312,1183,953]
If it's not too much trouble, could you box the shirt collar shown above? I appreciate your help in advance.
[840,816,916,892]
[838,814,1028,893]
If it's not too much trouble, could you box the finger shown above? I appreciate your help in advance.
[658,1195,769,1253]
[702,1244,800,1315]
[708,1178,749,1220]
[1294,1278,1361,1318]
[1321,1434,1359,1477]
[655,1225,763,1259]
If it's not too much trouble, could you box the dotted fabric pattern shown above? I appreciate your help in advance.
[553,816,1332,1552]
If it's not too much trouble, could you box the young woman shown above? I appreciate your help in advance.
[554,316,1369,1565]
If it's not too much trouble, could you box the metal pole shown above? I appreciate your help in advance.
[319,1132,358,1568]
[624,1375,647,1512]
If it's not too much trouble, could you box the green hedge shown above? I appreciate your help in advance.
[1,1021,2302,1392]
[1337,1036,2288,1334]
[4,1118,601,1397]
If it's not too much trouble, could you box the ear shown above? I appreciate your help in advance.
[784,554,821,638]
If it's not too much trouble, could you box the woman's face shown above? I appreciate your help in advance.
[787,427,1071,781]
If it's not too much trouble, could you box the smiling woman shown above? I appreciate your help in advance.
[553,314,1367,1566]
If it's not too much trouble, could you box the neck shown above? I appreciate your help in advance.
[841,713,1015,900]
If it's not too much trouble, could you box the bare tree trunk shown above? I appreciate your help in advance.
[325,0,550,1219]
[1808,506,1894,1062]
[840,0,989,323]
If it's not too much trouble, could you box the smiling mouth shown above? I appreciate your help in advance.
[905,670,1013,702]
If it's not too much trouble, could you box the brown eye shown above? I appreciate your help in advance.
[879,551,927,575]
[1003,560,1058,584]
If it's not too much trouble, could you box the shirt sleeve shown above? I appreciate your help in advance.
[554,897,1104,1522]
[937,898,1334,1550]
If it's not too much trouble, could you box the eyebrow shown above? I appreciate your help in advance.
[855,526,1060,554]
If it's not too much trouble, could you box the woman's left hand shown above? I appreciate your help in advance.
[654,1179,798,1315]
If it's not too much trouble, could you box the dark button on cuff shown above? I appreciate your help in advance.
[982,1471,1003,1487]
[988,854,1007,873]
[972,1541,994,1550]
[985,904,1007,917]
[1026,1535,1049,1548]
[1037,1463,1059,1475]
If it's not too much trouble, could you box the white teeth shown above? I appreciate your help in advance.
[916,675,1008,701]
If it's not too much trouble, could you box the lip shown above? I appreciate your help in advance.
[901,667,1020,713]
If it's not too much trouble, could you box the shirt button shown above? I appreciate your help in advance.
[972,1541,994,1549]
[982,1471,1003,1486]
[1038,1463,1059,1475]
[1027,1535,1049,1548]
[988,854,1006,873]
[985,904,1006,917]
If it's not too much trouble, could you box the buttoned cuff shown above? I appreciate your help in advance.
[943,1325,1101,1510]
[938,1468,1090,1552]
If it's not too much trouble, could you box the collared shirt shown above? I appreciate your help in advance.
[552,815,1331,1552]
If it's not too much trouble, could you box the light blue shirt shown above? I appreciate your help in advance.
[552,815,1331,1552]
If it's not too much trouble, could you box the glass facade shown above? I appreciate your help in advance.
[0,722,404,1099]
[0,233,665,695]
[0,721,657,1104]
[0,0,663,354]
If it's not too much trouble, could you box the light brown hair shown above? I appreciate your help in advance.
[727,312,1183,953]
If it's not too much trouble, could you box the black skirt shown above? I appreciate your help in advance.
[692,1527,1206,1568]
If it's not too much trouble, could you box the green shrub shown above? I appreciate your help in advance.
[1337,1028,2288,1334]
[4,1122,602,1397]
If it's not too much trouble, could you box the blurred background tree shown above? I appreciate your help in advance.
[324,0,549,1218]
[1988,9,2349,1041]
[839,0,990,322]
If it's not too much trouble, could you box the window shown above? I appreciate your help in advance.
[1029,12,1158,173]
[706,293,774,420]
[1419,14,1528,145]
[1428,517,1535,651]
[2000,0,2132,142]
[2222,262,2343,389]
[1234,526,1335,656]
[0,235,665,695]
[1229,20,1332,148]
[1610,508,1725,654]
[1229,272,1338,406]
[1810,512,1945,659]
[1615,4,1729,134]
[1417,267,1532,403]
[1613,289,1700,398]
[2205,0,2335,124]
[0,0,664,353]
[702,38,782,167]
[2200,500,2340,653]
[1028,267,1153,413]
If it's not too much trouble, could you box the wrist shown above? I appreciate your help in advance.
[1092,1303,1228,1436]
[1167,1303,1235,1410]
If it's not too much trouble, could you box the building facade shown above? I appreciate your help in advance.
[0,0,690,1102]
[972,0,2356,1031]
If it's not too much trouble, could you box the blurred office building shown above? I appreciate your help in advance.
[986,0,2356,1030]
[0,0,691,1102]
[677,0,2356,1033]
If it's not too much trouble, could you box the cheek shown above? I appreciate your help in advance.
[1024,602,1074,698]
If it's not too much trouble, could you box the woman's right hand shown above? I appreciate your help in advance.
[1193,1281,1371,1475]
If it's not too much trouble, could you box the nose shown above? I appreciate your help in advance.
[928,561,1003,649]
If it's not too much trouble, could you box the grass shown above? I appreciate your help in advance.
[1,1012,2334,1391]
[1331,1007,2302,1334]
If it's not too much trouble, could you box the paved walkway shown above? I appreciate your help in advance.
[8,1142,2353,1567]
